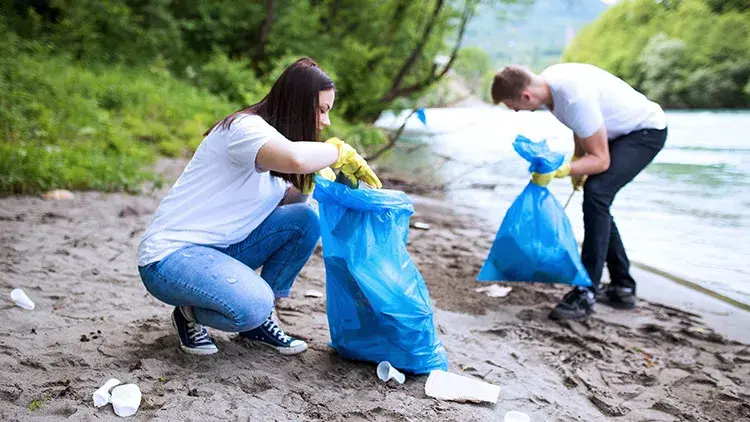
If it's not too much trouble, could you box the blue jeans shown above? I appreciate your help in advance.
[138,203,320,332]
[581,128,667,292]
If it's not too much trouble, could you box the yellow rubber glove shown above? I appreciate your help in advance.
[325,137,383,188]
[531,163,571,187]
[570,156,587,191]
[301,167,337,195]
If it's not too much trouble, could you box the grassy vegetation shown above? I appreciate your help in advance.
[0,29,235,195]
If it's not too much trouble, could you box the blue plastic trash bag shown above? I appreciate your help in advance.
[477,135,592,287]
[313,176,448,374]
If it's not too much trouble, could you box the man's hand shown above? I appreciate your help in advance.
[569,126,610,176]
[531,163,571,187]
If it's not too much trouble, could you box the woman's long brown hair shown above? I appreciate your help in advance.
[205,57,335,191]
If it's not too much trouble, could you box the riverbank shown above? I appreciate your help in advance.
[0,160,748,421]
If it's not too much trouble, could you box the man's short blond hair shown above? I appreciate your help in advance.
[491,65,534,104]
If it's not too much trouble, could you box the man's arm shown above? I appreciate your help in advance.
[573,134,586,158]
[569,125,610,176]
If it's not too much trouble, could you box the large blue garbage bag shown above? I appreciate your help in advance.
[477,135,592,287]
[313,176,448,374]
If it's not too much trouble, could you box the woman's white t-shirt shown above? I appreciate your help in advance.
[138,114,287,266]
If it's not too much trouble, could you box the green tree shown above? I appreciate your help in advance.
[453,46,492,94]
[564,0,750,108]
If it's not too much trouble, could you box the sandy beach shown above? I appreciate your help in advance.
[1,159,748,421]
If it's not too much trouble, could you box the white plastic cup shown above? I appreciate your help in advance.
[92,378,122,408]
[376,361,405,385]
[504,411,531,422]
[10,288,35,310]
[110,384,141,417]
[425,369,500,404]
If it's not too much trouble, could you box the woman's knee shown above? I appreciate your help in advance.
[230,285,275,331]
[287,203,320,243]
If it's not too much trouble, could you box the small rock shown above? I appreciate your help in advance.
[80,335,90,342]
[118,206,140,218]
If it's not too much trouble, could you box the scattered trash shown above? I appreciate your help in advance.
[411,221,431,230]
[425,369,500,404]
[10,288,35,310]
[474,285,513,298]
[504,410,531,422]
[111,384,142,417]
[93,378,122,408]
[42,189,75,200]
[377,361,405,385]
[303,290,324,298]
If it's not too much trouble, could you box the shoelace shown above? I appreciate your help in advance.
[186,321,211,344]
[263,318,292,343]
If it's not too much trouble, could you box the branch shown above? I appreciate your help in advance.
[381,0,445,102]
[364,109,418,162]
[382,0,476,102]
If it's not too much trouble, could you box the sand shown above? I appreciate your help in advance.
[0,159,748,421]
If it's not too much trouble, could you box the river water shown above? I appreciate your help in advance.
[376,107,750,306]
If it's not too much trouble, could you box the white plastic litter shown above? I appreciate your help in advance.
[411,222,431,230]
[504,410,531,422]
[376,361,405,385]
[92,378,122,408]
[42,189,75,200]
[424,370,500,404]
[110,384,141,417]
[10,288,35,310]
[474,285,513,298]
[303,290,324,298]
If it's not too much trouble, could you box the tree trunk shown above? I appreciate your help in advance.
[381,0,445,102]
[252,0,276,68]
[381,0,476,102]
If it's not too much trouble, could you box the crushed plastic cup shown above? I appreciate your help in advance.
[93,378,122,408]
[425,369,500,404]
[377,361,405,385]
[474,285,513,298]
[10,288,35,310]
[504,410,531,422]
[110,384,141,417]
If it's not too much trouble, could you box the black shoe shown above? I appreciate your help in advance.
[550,287,596,320]
[597,284,636,310]
[239,312,308,355]
[171,307,219,355]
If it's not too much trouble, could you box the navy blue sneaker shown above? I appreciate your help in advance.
[239,312,308,355]
[597,284,637,309]
[550,287,596,320]
[171,307,218,355]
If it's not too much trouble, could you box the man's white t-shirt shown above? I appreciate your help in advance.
[541,63,666,140]
[138,115,287,266]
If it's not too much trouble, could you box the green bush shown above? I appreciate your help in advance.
[0,28,233,195]
[193,51,268,105]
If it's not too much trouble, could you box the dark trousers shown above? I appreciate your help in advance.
[581,127,667,292]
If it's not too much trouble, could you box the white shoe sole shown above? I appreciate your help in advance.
[249,340,308,355]
[179,344,219,355]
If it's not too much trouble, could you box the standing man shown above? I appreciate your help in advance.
[491,63,667,320]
